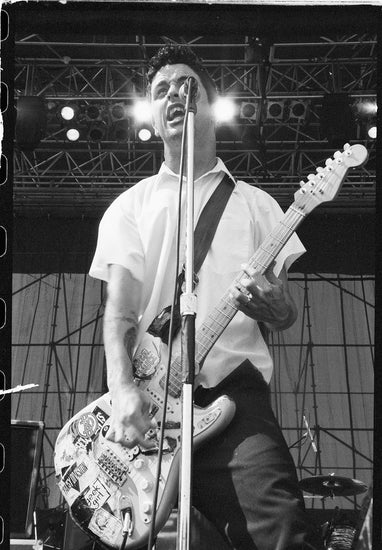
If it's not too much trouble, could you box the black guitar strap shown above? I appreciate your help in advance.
[148,172,235,343]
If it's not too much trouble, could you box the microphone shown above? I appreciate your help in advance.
[179,76,199,102]
[303,415,317,453]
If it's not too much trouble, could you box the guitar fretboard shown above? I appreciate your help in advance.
[167,203,306,394]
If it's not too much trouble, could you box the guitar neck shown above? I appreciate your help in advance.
[195,203,306,366]
[159,144,369,393]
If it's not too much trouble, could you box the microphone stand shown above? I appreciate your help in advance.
[177,78,198,550]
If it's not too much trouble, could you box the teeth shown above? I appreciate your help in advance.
[168,107,184,121]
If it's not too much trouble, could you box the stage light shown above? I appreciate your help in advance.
[87,120,107,141]
[266,100,284,120]
[110,103,127,122]
[15,96,47,151]
[111,120,129,142]
[214,97,236,123]
[356,100,377,117]
[320,93,356,148]
[138,127,152,142]
[132,99,152,123]
[240,101,258,121]
[367,122,377,139]
[289,100,308,121]
[85,104,102,121]
[66,128,80,141]
[60,106,76,121]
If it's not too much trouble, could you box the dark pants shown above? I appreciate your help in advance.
[191,360,324,550]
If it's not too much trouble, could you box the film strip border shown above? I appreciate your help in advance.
[0,5,13,550]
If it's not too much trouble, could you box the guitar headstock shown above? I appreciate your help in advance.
[294,143,368,214]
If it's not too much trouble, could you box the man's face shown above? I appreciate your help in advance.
[150,63,214,146]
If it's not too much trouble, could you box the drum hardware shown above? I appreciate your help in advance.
[299,476,368,550]
[320,508,358,550]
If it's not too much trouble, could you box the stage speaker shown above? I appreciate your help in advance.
[10,420,44,539]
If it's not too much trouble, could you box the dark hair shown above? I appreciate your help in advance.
[146,44,218,104]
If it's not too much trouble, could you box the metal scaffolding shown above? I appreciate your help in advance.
[12,272,374,514]
[13,34,377,212]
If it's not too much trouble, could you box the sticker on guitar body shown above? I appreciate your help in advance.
[83,478,111,510]
[88,507,123,544]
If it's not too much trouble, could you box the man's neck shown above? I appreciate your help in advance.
[164,143,217,181]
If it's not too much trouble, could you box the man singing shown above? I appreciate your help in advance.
[90,45,323,550]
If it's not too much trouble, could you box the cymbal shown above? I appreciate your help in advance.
[299,475,368,497]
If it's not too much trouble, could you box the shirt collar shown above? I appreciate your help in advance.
[158,157,236,185]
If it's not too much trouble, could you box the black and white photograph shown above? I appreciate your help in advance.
[0,2,379,550]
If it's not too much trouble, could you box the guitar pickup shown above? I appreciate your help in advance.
[164,421,181,429]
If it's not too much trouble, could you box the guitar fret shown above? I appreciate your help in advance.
[216,306,233,319]
[210,316,228,328]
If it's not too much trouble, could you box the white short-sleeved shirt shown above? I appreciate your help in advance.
[89,158,305,387]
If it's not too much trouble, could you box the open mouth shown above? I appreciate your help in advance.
[167,104,185,122]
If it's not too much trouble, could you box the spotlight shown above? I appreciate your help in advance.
[239,102,258,121]
[266,100,284,120]
[367,122,377,139]
[15,96,47,151]
[319,93,356,148]
[110,103,127,122]
[87,120,107,141]
[289,100,308,121]
[60,105,76,121]
[85,104,103,121]
[66,128,80,142]
[132,100,152,123]
[214,97,236,123]
[138,127,152,142]
[111,120,129,142]
[356,100,377,117]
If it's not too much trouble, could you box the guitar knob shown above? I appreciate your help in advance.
[134,458,145,470]
[142,502,152,514]
[141,479,153,492]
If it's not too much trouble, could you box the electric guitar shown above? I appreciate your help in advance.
[54,143,368,550]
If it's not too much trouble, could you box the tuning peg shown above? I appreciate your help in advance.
[299,180,306,187]
[343,143,352,156]
[307,174,316,185]
[343,143,351,150]
[316,166,325,178]
[333,151,342,159]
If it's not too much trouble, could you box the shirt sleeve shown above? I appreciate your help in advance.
[89,193,145,283]
[250,185,306,276]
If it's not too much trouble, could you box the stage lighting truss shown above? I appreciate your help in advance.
[49,101,133,143]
